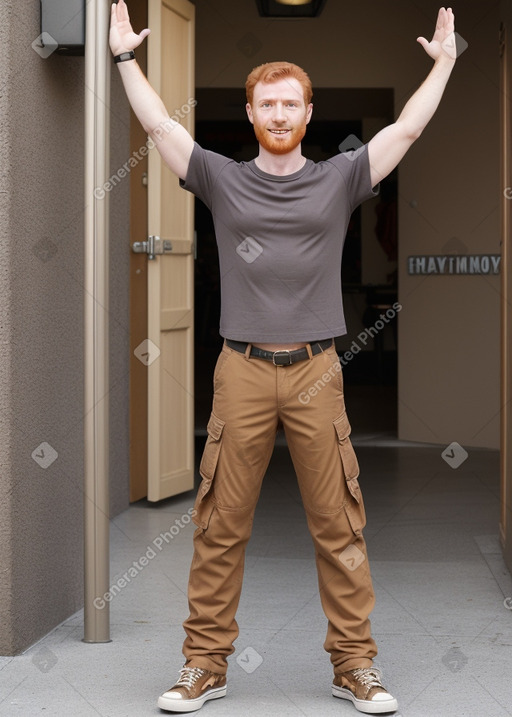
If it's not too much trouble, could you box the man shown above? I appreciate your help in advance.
[109,2,457,713]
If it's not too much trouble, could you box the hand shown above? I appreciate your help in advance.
[110,0,150,56]
[417,7,457,62]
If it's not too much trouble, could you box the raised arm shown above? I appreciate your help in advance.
[367,7,458,188]
[110,0,194,180]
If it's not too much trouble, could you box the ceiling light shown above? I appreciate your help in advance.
[256,0,326,18]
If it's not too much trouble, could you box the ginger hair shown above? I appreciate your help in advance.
[245,61,313,106]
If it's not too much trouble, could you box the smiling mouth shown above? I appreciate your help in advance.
[268,129,291,135]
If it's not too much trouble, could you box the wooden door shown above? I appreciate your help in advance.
[130,0,195,502]
[129,0,149,503]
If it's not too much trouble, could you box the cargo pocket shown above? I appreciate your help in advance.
[333,412,366,535]
[193,412,225,530]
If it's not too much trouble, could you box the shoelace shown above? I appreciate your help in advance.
[175,666,206,689]
[350,668,385,690]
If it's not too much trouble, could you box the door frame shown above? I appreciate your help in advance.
[500,0,512,573]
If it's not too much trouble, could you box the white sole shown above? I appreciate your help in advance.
[157,685,227,713]
[332,684,398,714]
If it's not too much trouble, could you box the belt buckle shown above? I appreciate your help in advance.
[272,349,292,366]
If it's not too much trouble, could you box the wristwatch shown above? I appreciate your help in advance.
[114,51,135,63]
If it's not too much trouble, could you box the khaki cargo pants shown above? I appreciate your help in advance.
[183,341,378,676]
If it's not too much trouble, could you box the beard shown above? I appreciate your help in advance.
[253,120,307,155]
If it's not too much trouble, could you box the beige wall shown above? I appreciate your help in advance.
[194,0,500,449]
[0,2,131,654]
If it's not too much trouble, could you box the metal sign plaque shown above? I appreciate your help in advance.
[407,255,501,275]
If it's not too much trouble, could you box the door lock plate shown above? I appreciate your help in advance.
[132,235,172,260]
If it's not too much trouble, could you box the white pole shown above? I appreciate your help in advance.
[83,0,111,643]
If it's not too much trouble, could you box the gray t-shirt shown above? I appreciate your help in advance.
[180,142,378,342]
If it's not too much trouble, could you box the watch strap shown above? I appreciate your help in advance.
[114,51,135,64]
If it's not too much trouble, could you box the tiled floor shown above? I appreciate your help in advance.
[1,387,511,716]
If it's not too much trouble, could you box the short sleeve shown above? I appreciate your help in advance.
[179,142,234,210]
[326,145,379,212]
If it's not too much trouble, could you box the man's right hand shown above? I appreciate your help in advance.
[110,0,150,56]
[110,0,194,180]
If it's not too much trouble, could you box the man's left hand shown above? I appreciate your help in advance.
[417,7,457,61]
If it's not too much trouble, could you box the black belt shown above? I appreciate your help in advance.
[225,338,333,366]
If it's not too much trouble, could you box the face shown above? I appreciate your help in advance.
[246,77,313,155]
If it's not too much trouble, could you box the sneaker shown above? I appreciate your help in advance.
[332,667,398,714]
[157,666,227,713]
